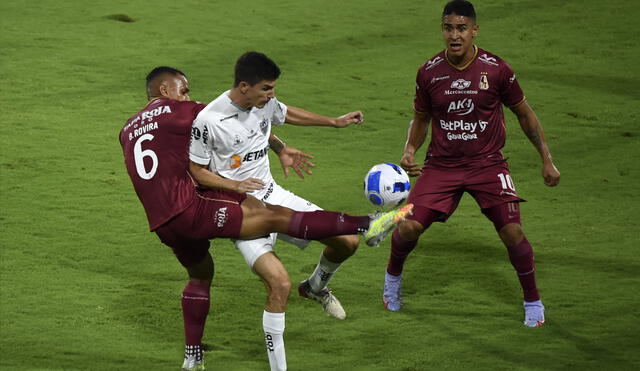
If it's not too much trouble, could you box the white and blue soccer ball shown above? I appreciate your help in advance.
[364,163,411,208]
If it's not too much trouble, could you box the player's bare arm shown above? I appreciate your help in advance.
[509,101,560,187]
[285,106,364,128]
[268,133,315,179]
[188,161,265,193]
[401,110,431,177]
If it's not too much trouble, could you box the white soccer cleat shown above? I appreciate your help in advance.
[364,204,414,247]
[523,299,545,327]
[298,279,346,320]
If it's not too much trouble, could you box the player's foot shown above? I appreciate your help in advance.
[383,272,403,311]
[364,204,414,247]
[181,345,205,371]
[523,299,545,327]
[298,279,346,320]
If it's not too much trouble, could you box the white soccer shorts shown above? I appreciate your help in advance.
[235,182,321,269]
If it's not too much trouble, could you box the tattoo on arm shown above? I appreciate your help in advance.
[524,126,543,150]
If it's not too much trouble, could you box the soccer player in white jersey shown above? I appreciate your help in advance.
[189,51,366,371]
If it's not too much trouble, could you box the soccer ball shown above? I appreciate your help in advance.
[363,163,411,208]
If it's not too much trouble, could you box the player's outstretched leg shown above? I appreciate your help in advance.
[239,197,413,245]
[363,204,414,246]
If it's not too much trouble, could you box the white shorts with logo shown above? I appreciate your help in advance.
[235,182,321,269]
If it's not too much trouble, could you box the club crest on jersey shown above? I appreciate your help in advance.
[233,135,243,146]
[451,79,471,90]
[259,118,269,136]
[479,74,489,90]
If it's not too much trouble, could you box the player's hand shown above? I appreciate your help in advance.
[278,146,315,179]
[542,162,560,187]
[235,178,265,193]
[334,111,364,127]
[400,153,421,177]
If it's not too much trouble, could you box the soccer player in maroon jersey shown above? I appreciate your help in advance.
[382,0,560,327]
[119,67,411,370]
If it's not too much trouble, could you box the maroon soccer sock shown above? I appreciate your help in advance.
[181,280,211,345]
[386,229,418,276]
[286,211,370,240]
[507,238,540,302]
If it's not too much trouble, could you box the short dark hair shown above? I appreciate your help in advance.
[234,52,281,87]
[146,66,186,88]
[442,0,476,21]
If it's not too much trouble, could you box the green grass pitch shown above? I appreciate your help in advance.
[1,0,639,370]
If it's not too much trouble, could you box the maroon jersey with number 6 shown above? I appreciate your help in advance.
[414,46,525,168]
[119,98,205,230]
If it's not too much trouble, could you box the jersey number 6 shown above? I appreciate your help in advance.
[133,134,158,180]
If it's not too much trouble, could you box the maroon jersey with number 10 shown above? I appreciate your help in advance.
[414,46,525,168]
[120,98,205,230]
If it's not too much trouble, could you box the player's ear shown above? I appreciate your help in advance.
[238,81,250,94]
[472,24,479,38]
[158,83,169,97]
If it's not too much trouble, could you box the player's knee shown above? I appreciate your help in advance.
[186,252,214,282]
[398,220,424,241]
[499,223,524,247]
[269,274,291,301]
[338,235,360,256]
[266,204,294,230]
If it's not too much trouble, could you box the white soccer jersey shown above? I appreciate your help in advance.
[189,91,287,199]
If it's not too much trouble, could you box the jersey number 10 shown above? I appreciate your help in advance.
[497,173,516,191]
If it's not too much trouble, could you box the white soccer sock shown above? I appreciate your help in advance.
[308,252,342,292]
[263,311,286,371]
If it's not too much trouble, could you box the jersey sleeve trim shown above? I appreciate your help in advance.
[189,153,211,166]
[413,105,430,114]
[507,96,526,108]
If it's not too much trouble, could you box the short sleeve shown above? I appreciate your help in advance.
[189,118,212,165]
[270,98,288,126]
[413,68,431,113]
[499,62,525,107]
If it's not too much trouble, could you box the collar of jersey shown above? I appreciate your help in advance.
[445,45,478,71]
[225,90,252,113]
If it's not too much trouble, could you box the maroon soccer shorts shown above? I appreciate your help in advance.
[407,161,524,222]
[155,189,247,267]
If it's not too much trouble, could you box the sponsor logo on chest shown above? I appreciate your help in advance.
[447,98,475,116]
[445,79,478,95]
[229,145,270,169]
